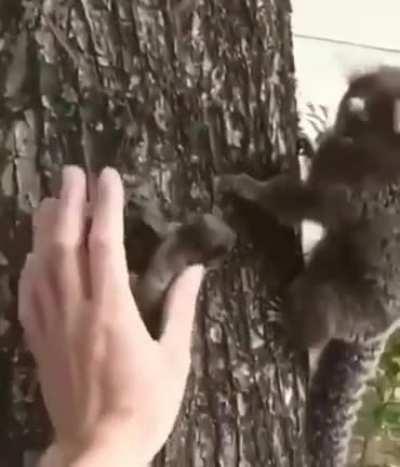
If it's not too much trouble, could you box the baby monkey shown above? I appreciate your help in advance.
[214,65,400,355]
[123,177,236,339]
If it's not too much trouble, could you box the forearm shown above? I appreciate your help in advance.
[215,172,357,229]
[265,175,355,228]
[257,174,316,225]
[215,172,317,226]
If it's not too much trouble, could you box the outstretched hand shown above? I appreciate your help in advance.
[18,166,204,466]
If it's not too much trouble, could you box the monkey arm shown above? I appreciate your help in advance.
[133,214,236,339]
[214,173,314,225]
[123,178,236,339]
[214,172,349,227]
[124,177,175,274]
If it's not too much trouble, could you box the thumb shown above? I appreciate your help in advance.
[160,265,204,364]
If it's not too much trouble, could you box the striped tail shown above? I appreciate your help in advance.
[307,337,386,467]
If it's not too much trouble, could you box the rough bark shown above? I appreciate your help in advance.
[0,1,307,466]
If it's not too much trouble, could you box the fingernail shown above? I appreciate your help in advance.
[183,264,205,290]
[61,166,86,195]
[62,165,81,182]
[99,167,121,184]
[97,167,124,201]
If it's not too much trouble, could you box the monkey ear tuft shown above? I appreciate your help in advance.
[394,99,400,134]
[347,97,369,122]
[347,96,365,113]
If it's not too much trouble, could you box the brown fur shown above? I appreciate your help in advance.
[214,66,400,350]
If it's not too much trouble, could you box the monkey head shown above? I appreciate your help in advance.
[334,66,400,141]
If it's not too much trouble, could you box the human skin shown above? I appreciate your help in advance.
[18,166,204,467]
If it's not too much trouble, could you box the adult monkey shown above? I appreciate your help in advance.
[215,66,400,466]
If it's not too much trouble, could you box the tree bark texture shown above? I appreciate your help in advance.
[0,1,307,466]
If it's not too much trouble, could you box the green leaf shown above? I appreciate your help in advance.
[381,403,400,431]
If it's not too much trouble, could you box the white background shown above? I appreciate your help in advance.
[292,0,400,49]
[292,0,400,120]
[291,0,400,252]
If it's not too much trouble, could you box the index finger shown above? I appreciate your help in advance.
[88,168,130,295]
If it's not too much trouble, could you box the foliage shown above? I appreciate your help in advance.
[297,102,330,150]
[353,334,400,466]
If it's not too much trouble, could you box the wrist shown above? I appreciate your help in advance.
[41,417,159,467]
[69,442,148,467]
[70,418,153,467]
[41,438,149,467]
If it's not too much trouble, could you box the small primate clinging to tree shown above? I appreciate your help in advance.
[215,65,400,351]
[123,176,236,340]
[214,66,400,467]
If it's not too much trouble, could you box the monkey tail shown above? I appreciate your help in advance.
[307,337,386,467]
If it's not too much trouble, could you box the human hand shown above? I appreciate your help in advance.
[18,167,204,466]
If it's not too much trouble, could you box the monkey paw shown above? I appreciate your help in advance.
[181,213,237,266]
[213,173,258,203]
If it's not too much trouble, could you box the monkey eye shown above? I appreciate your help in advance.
[394,99,400,134]
[347,96,367,119]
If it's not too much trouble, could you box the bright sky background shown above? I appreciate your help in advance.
[292,0,400,50]
[291,0,400,125]
[291,0,400,250]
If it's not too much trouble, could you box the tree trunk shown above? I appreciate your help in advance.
[0,1,307,466]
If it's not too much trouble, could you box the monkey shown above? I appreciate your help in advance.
[123,176,236,340]
[213,66,400,466]
[334,65,400,139]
